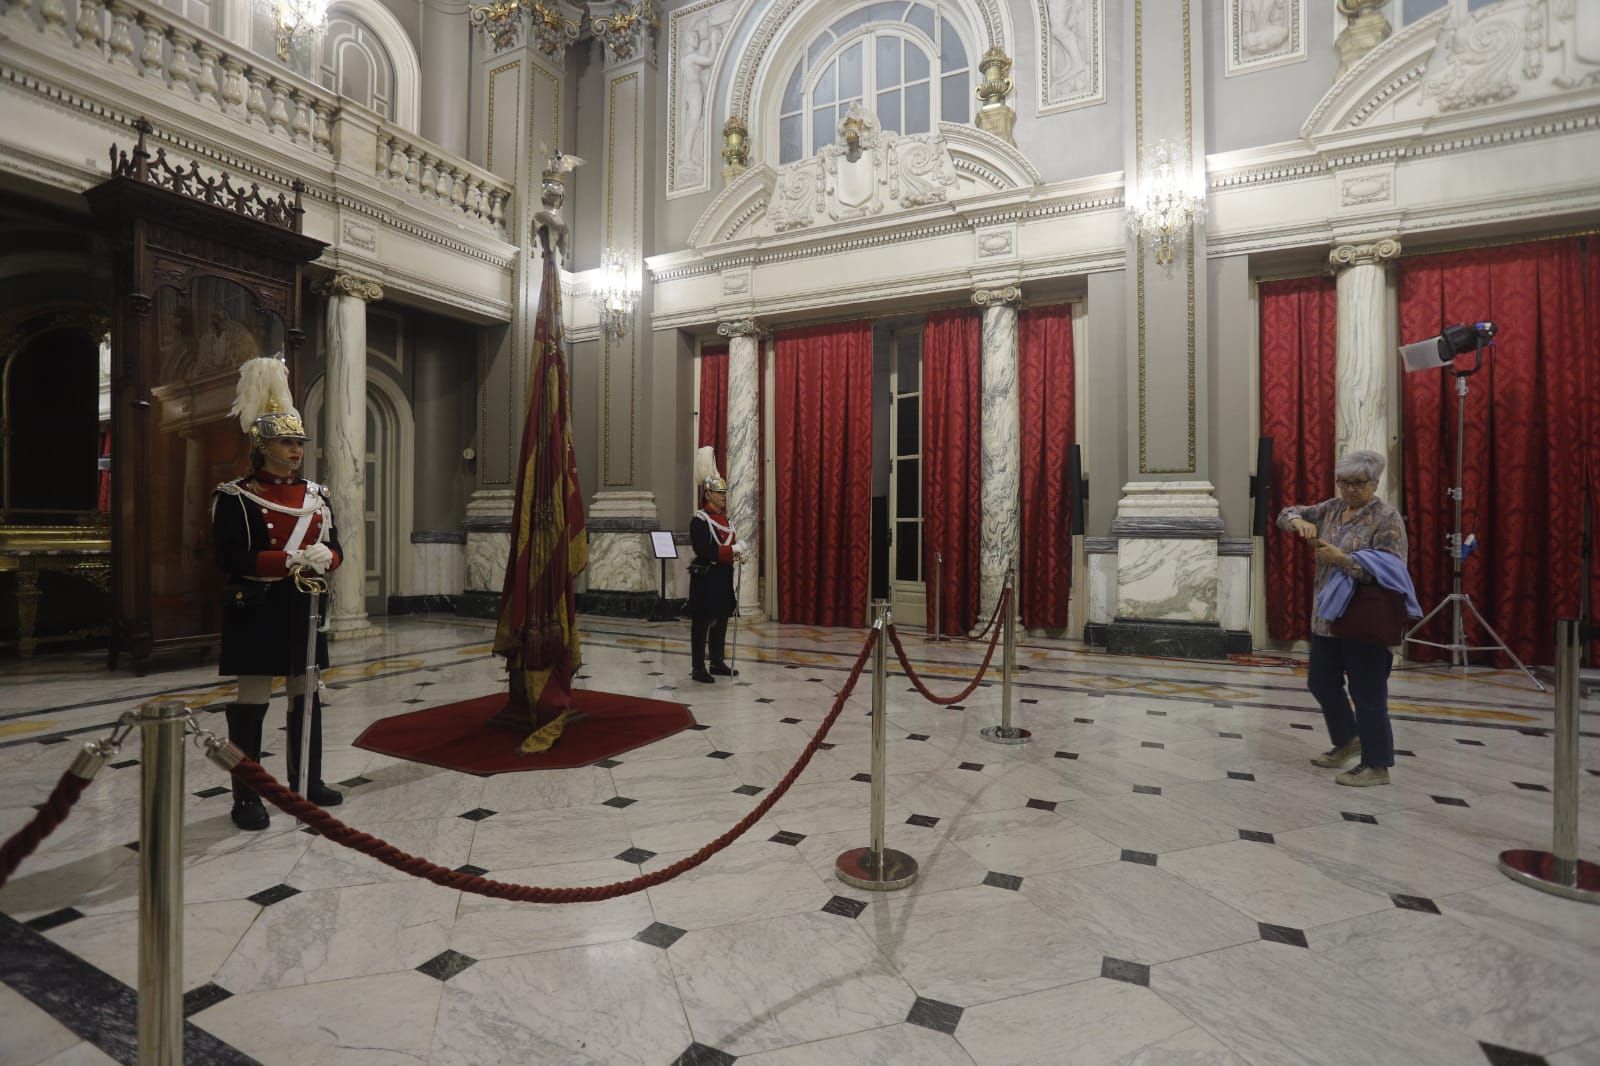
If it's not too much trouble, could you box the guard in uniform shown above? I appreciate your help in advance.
[214,356,344,831]
[688,446,746,683]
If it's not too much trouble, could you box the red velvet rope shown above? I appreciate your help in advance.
[230,628,880,903]
[0,771,92,890]
[885,588,1010,706]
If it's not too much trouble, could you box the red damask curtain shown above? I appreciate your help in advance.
[1399,236,1599,667]
[775,321,874,627]
[697,344,728,478]
[922,309,982,635]
[1259,275,1339,642]
[1019,303,1075,630]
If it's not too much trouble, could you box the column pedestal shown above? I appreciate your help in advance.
[461,489,514,618]
[580,490,661,618]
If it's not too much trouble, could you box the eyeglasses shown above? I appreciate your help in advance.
[1335,478,1371,489]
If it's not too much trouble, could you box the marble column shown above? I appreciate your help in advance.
[973,284,1021,625]
[419,0,469,156]
[718,317,764,619]
[316,273,384,640]
[1330,237,1401,500]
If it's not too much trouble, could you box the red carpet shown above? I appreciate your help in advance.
[352,689,697,775]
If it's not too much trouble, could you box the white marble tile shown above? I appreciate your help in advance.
[466,803,633,870]
[0,844,136,921]
[1116,537,1219,622]
[214,879,459,993]
[1551,1038,1600,1066]
[622,790,781,854]
[464,530,509,593]
[946,806,1121,875]
[36,1044,119,1066]
[587,530,657,593]
[1154,940,1498,1066]
[793,821,992,901]
[1308,906,1600,1054]
[1440,881,1600,974]
[609,751,743,798]
[0,983,80,1066]
[670,911,915,1056]
[476,764,615,812]
[1161,777,1352,835]
[1056,792,1238,854]
[956,978,1197,1066]
[1273,819,1508,899]
[861,883,1100,1005]
[1160,839,1392,929]
[1020,861,1260,965]
[191,971,442,1065]
[449,858,656,961]
[735,1022,977,1065]
[47,898,257,993]
[644,840,831,930]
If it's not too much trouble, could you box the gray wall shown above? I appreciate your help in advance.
[412,313,478,530]
[1203,0,1340,155]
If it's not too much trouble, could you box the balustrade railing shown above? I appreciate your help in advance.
[3,0,511,237]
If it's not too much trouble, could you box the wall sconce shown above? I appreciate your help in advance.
[261,0,329,59]
[593,247,640,341]
[1125,138,1207,268]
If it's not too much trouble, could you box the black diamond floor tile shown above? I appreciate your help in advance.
[769,831,806,846]
[25,907,84,932]
[1239,829,1275,844]
[1478,1043,1549,1066]
[1120,850,1157,866]
[1289,723,1314,731]
[733,784,764,796]
[1132,784,1162,796]
[339,775,374,788]
[458,807,497,821]
[906,813,940,828]
[183,982,233,1017]
[1391,893,1442,915]
[906,995,964,1035]
[1395,749,1416,757]
[1026,798,1057,812]
[604,796,638,808]
[1212,702,1234,709]
[822,895,868,919]
[707,750,734,759]
[416,949,477,982]
[1054,751,1079,760]
[1073,717,1095,724]
[1342,811,1379,824]
[1455,738,1486,746]
[755,697,776,703]
[1432,796,1470,807]
[192,786,230,799]
[780,717,803,724]
[402,698,425,705]
[1514,782,1550,792]
[1219,731,1244,739]
[907,733,929,741]
[1101,956,1150,986]
[248,883,300,907]
[852,772,873,783]
[616,847,657,864]
[983,871,1023,891]
[949,704,966,711]
[110,759,139,769]
[1227,771,1256,781]
[687,723,711,730]
[958,762,984,772]
[595,758,623,768]
[672,1044,738,1066]
[819,742,836,750]
[454,864,488,877]
[1146,710,1167,717]
[1021,698,1038,704]
[1259,922,1309,948]
[1140,741,1165,749]
[635,921,687,949]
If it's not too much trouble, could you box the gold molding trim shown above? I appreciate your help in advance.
[485,58,520,173]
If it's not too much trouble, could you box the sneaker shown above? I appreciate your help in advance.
[1336,763,1390,787]
[1310,739,1362,769]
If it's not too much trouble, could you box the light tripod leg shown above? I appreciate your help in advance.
[1459,595,1547,692]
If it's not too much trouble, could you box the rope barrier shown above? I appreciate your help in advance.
[0,770,93,890]
[885,588,1011,706]
[219,627,881,904]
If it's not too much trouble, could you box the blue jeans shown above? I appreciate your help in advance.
[1307,635,1394,768]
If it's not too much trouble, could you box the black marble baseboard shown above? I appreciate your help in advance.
[576,590,666,619]
[456,590,503,619]
[387,594,459,616]
[1085,618,1250,660]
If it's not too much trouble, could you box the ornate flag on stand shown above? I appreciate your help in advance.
[493,231,588,753]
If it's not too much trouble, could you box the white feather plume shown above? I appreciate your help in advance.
[230,355,300,433]
[694,445,721,490]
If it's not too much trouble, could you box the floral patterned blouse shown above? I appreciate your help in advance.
[1277,496,1409,638]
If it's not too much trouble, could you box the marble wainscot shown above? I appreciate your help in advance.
[461,490,514,619]
[388,531,466,615]
[1092,482,1247,658]
[578,491,664,619]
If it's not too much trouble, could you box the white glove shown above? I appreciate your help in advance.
[731,541,750,561]
[290,542,334,574]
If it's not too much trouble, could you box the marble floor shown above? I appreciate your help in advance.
[2,615,1598,1066]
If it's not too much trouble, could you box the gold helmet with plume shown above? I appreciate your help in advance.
[230,355,308,450]
[694,445,727,496]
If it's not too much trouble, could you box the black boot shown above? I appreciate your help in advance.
[224,703,270,831]
[709,664,739,677]
[287,693,343,807]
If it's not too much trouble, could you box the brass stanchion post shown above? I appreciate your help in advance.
[981,568,1030,745]
[835,601,919,890]
[930,551,944,642]
[1498,618,1599,902]
[139,698,188,1064]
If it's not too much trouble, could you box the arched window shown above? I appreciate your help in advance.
[778,2,972,164]
[320,13,396,120]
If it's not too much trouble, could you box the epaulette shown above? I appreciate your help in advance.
[215,480,244,496]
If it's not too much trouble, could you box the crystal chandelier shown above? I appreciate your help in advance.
[1125,138,1207,267]
[263,0,329,59]
[593,247,640,341]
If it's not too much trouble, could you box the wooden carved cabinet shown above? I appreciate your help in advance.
[86,120,326,672]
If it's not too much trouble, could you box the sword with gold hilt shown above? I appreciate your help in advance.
[291,566,327,794]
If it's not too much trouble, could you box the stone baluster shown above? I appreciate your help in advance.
[386,137,408,181]
[290,90,312,145]
[1329,237,1403,499]
[972,284,1023,624]
[6,0,34,32]
[374,131,393,177]
[75,0,106,54]
[244,68,271,127]
[465,175,483,219]
[267,79,292,136]
[193,42,223,107]
[489,189,505,229]
[220,56,247,117]
[168,31,195,95]
[437,166,455,203]
[107,2,138,72]
[136,13,166,79]
[418,153,438,199]
[40,0,71,42]
[312,101,334,153]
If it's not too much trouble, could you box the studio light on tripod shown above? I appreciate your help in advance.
[1399,321,1497,373]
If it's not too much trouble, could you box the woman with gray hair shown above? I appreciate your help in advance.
[1278,449,1411,786]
